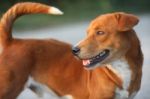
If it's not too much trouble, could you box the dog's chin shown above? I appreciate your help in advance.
[81,49,110,70]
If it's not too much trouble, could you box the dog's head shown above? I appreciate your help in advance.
[72,12,139,69]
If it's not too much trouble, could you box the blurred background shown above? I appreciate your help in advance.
[0,0,150,99]
[0,0,150,30]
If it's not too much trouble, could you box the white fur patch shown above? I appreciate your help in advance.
[107,59,131,99]
[115,89,129,99]
[24,76,73,99]
[49,7,63,15]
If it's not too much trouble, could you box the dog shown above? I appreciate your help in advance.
[27,13,143,99]
[0,2,143,99]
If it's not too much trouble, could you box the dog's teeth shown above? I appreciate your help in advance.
[103,51,106,54]
[92,58,95,61]
[90,60,93,63]
[99,53,103,56]
[96,56,99,59]
[91,58,94,61]
[100,51,105,56]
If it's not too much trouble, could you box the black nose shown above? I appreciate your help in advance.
[72,46,80,55]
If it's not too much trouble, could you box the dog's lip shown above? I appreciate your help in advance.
[82,49,110,68]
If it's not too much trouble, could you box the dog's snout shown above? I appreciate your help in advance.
[72,46,80,55]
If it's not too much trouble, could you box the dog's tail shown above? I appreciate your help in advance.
[0,2,63,46]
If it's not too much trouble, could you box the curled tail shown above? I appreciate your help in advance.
[0,2,63,45]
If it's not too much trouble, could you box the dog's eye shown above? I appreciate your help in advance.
[96,31,105,35]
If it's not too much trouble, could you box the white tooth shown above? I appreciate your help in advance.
[100,51,105,56]
[103,51,106,54]
[96,56,99,58]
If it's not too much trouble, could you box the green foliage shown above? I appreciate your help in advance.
[0,0,149,30]
[110,0,150,12]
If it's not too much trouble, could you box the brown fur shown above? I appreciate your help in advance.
[0,2,143,99]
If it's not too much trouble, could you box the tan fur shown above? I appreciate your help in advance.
[0,2,143,99]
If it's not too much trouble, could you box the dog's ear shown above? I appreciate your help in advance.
[115,12,139,31]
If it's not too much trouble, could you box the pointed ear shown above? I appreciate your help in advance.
[115,12,139,31]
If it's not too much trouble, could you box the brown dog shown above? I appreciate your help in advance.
[0,2,143,99]
[29,13,143,99]
[28,13,143,99]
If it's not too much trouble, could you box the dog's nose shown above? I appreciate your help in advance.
[72,46,80,55]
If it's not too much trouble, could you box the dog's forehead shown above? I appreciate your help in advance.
[88,14,116,30]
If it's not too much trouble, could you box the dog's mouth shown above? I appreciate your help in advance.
[82,49,110,68]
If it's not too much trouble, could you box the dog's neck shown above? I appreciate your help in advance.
[106,58,131,99]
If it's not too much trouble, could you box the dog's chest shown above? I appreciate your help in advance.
[108,59,132,99]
